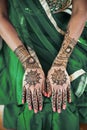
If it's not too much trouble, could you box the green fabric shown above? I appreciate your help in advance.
[0,0,87,129]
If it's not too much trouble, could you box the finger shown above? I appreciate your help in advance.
[32,88,38,113]
[67,85,72,103]
[57,89,62,113]
[37,88,43,111]
[52,88,56,112]
[22,86,26,104]
[62,89,67,110]
[26,88,32,110]
[42,81,48,97]
[46,78,52,97]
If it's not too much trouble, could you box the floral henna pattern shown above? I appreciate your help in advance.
[24,70,42,86]
[51,69,67,85]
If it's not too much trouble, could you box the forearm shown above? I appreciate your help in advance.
[67,10,87,41]
[0,15,23,51]
[53,0,87,67]
[0,16,41,69]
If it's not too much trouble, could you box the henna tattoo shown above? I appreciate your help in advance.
[62,89,67,105]
[27,46,42,68]
[23,57,39,69]
[25,70,41,86]
[67,85,71,102]
[51,69,67,85]
[46,78,51,93]
[14,45,31,65]
[57,89,62,111]
[32,88,38,111]
[37,89,43,108]
[14,45,40,69]
[53,33,77,67]
[52,88,56,110]
[26,88,32,108]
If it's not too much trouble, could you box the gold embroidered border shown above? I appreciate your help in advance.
[39,0,65,35]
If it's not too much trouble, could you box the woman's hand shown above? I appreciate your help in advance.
[46,65,71,113]
[14,45,46,113]
[22,67,46,113]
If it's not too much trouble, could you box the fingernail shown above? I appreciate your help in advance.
[58,109,61,113]
[45,93,48,97]
[39,106,42,111]
[47,94,50,97]
[29,106,32,110]
[53,108,56,112]
[69,99,71,103]
[22,100,24,104]
[34,109,38,113]
[63,105,66,110]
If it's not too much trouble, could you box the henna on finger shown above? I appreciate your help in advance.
[22,86,26,103]
[52,88,56,112]
[32,88,38,113]
[67,85,71,102]
[46,78,52,97]
[62,89,67,110]
[57,89,62,113]
[26,88,32,110]
[37,88,43,111]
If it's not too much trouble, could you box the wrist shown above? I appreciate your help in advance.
[53,35,77,68]
[14,45,39,69]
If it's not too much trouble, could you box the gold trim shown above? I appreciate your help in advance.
[39,0,65,35]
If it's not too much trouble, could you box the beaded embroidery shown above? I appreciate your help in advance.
[46,0,72,13]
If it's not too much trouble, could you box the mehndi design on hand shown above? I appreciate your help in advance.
[51,69,67,85]
[46,33,76,113]
[14,45,46,113]
[53,33,76,67]
[24,70,41,86]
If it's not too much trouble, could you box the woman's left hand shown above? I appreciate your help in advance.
[46,66,71,113]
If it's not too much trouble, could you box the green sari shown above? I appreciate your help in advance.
[0,0,87,129]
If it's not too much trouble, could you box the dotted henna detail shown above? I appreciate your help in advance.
[37,89,43,107]
[33,89,38,110]
[57,90,62,110]
[25,70,41,86]
[52,89,56,109]
[51,69,67,85]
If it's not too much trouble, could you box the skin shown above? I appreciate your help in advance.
[0,0,47,114]
[46,0,87,113]
[0,0,87,130]
[0,0,87,120]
